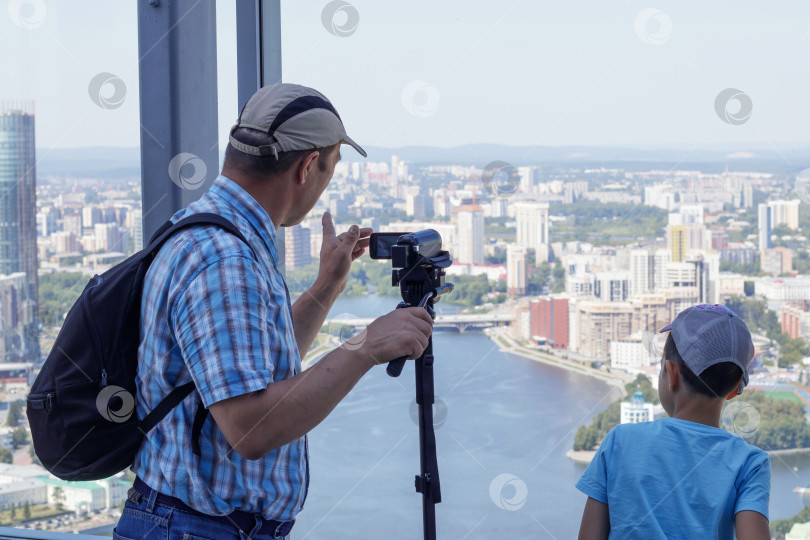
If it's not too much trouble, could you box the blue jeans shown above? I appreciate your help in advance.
[113,490,289,540]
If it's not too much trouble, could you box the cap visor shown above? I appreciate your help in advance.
[342,134,367,158]
[659,324,673,333]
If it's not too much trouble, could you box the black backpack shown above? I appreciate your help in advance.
[26,213,249,481]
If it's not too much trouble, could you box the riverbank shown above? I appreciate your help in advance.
[566,449,596,465]
[485,326,630,397]
[768,447,810,457]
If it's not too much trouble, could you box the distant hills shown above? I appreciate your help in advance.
[35,144,810,180]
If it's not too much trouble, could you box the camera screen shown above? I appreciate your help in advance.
[369,233,406,260]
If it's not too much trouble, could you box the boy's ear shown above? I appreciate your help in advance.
[665,359,679,391]
[725,380,742,401]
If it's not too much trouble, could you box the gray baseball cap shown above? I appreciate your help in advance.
[229,83,367,159]
[659,303,755,391]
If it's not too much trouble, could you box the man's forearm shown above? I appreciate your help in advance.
[291,279,340,358]
[209,345,374,459]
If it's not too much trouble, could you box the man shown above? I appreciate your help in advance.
[114,84,434,540]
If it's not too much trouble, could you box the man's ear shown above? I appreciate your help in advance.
[665,359,679,392]
[295,151,320,185]
[725,380,742,401]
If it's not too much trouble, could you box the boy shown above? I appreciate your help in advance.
[576,304,771,539]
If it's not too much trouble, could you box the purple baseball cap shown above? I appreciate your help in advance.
[659,304,755,392]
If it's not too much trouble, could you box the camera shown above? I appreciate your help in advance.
[369,230,449,274]
[369,230,453,375]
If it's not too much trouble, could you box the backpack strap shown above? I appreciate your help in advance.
[191,399,209,457]
[141,382,196,433]
[146,212,250,253]
[140,212,252,444]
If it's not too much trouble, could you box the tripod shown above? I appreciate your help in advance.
[387,286,452,540]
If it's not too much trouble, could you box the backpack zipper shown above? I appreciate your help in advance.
[82,277,108,388]
[27,392,54,411]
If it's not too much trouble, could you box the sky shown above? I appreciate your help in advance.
[2,0,810,153]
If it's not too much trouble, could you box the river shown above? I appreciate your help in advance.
[290,294,810,538]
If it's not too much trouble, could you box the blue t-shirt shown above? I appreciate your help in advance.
[576,417,771,539]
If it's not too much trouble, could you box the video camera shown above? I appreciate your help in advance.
[370,230,453,378]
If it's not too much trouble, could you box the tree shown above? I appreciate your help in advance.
[9,503,15,521]
[0,448,13,464]
[53,487,65,512]
[22,500,30,521]
[5,401,22,427]
[778,337,810,368]
[10,427,27,450]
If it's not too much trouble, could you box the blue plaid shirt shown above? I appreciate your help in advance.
[132,175,308,522]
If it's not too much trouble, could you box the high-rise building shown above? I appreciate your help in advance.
[667,206,706,262]
[761,247,793,276]
[457,205,484,265]
[94,223,128,253]
[52,231,80,255]
[782,302,810,340]
[284,224,312,270]
[62,213,83,238]
[82,206,103,230]
[594,271,630,302]
[518,166,536,193]
[768,199,801,230]
[128,209,144,252]
[406,192,426,218]
[742,183,754,208]
[758,203,772,253]
[0,105,39,362]
[669,225,687,263]
[506,244,528,296]
[515,201,550,264]
[629,249,654,298]
[530,296,569,348]
[36,206,58,237]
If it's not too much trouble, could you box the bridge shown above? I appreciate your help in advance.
[325,313,511,334]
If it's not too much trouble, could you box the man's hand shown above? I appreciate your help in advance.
[317,211,372,295]
[358,307,434,366]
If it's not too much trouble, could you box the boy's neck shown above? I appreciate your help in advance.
[668,396,725,428]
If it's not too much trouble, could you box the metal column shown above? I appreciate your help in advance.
[236,0,282,110]
[235,0,284,265]
[137,0,219,240]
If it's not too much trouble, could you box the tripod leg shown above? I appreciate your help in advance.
[415,335,440,540]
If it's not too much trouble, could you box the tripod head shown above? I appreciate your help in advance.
[369,230,454,376]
